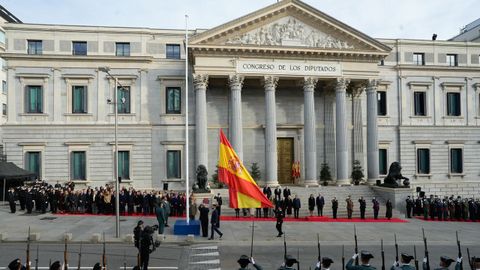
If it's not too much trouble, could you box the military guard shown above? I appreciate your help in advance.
[278,255,298,270]
[392,253,415,270]
[423,256,462,270]
[346,251,376,270]
[49,261,61,270]
[315,257,334,270]
[8,258,25,270]
[92,263,102,270]
[237,255,263,270]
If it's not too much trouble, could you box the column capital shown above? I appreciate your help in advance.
[303,77,318,92]
[335,78,350,92]
[263,76,279,91]
[366,79,379,92]
[193,74,209,90]
[228,74,244,90]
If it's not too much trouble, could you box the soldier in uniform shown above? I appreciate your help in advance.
[92,263,102,270]
[332,197,338,219]
[275,206,285,237]
[392,253,415,270]
[278,255,298,270]
[346,251,376,270]
[49,261,61,270]
[359,197,366,219]
[8,258,25,270]
[405,196,413,218]
[7,188,17,213]
[372,197,380,219]
[346,196,354,219]
[315,257,334,270]
[237,255,263,270]
[423,256,461,270]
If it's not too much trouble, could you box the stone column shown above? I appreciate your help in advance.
[352,86,364,168]
[194,74,209,169]
[52,68,61,123]
[366,79,379,184]
[303,77,318,186]
[335,78,350,185]
[263,76,279,186]
[228,74,244,161]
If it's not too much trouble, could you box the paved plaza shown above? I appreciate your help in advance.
[0,203,479,269]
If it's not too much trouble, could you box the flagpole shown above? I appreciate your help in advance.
[185,14,190,225]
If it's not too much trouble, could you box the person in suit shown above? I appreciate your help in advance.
[274,206,285,237]
[292,195,301,219]
[346,196,354,219]
[213,193,223,227]
[208,203,223,240]
[358,197,366,219]
[316,194,325,216]
[332,197,338,219]
[308,194,315,217]
[405,196,414,218]
[7,188,16,213]
[386,199,393,220]
[372,197,380,219]
[274,186,282,201]
[283,187,291,200]
[198,204,209,237]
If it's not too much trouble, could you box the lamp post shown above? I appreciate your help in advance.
[99,66,122,238]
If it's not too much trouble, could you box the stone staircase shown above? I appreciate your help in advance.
[211,185,403,218]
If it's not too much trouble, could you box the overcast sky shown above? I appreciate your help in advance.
[1,0,478,40]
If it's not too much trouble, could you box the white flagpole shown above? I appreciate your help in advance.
[185,14,190,225]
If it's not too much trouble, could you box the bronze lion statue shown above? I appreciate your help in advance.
[383,161,410,187]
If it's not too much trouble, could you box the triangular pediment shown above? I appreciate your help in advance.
[190,0,390,55]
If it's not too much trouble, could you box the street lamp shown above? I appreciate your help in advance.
[99,66,124,238]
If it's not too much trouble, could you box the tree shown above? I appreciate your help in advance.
[351,160,364,185]
[249,163,261,183]
[320,163,332,186]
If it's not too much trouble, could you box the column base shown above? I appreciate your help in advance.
[304,179,319,187]
[336,178,352,186]
[367,178,380,185]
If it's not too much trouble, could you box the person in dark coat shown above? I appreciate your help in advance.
[198,204,209,237]
[7,188,16,213]
[274,186,282,201]
[208,204,223,240]
[238,255,263,270]
[18,187,26,211]
[25,188,33,214]
[359,197,366,220]
[405,196,413,218]
[283,187,291,200]
[285,196,293,217]
[346,251,375,270]
[316,194,325,216]
[332,197,338,219]
[292,195,301,219]
[386,199,393,220]
[274,207,285,237]
[119,190,126,215]
[308,194,315,216]
[372,197,380,219]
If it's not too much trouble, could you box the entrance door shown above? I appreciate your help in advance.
[277,138,294,185]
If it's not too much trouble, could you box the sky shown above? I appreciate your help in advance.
[1,0,478,40]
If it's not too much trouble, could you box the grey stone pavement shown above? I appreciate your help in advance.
[0,204,479,245]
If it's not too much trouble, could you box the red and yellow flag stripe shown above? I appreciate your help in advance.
[218,129,273,209]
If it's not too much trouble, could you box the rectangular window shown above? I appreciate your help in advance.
[27,40,42,55]
[377,91,387,116]
[166,87,181,114]
[447,54,458,66]
[2,103,6,116]
[413,53,425,65]
[72,41,87,55]
[167,150,181,178]
[379,149,388,175]
[446,92,461,116]
[25,85,43,113]
[72,86,87,113]
[413,91,426,116]
[115,42,130,56]
[450,148,463,174]
[117,86,131,114]
[166,44,181,59]
[70,151,86,180]
[118,151,130,180]
[25,151,41,178]
[2,80,6,94]
[417,148,430,174]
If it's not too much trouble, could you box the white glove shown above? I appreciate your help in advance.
[250,257,255,265]
[393,261,399,267]
[457,257,462,263]
[423,258,428,263]
[352,254,359,259]
[316,261,321,268]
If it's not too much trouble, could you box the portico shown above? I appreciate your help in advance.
[188,0,390,186]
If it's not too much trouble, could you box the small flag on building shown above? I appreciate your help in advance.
[218,129,273,209]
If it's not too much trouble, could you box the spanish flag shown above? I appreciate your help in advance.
[218,129,273,209]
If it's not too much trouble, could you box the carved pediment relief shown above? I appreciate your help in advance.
[225,16,354,50]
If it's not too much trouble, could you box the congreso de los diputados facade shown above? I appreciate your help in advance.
[0,0,479,196]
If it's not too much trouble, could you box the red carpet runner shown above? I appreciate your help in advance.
[413,216,480,222]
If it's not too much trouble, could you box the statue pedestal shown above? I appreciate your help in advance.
[372,186,414,213]
[173,219,200,236]
[190,191,213,207]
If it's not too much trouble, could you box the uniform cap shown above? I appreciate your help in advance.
[92,263,101,270]
[440,256,455,266]
[401,253,414,262]
[8,259,21,270]
[473,257,480,263]
[285,254,298,264]
[237,255,250,264]
[50,261,61,270]
[361,251,374,259]
[137,220,144,226]
[322,257,334,266]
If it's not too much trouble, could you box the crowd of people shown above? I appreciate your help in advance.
[406,194,480,221]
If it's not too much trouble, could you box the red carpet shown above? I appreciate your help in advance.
[220,216,408,223]
[413,216,480,222]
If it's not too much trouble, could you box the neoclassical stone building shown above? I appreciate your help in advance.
[0,0,479,196]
